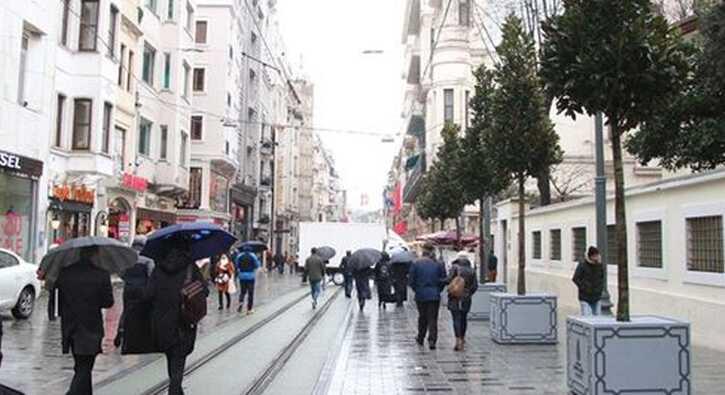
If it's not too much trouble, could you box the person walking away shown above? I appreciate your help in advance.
[115,236,155,348]
[304,248,325,309]
[339,251,353,298]
[487,250,499,282]
[573,246,605,316]
[215,254,235,310]
[352,261,373,312]
[408,243,447,350]
[142,237,208,395]
[447,251,478,351]
[374,252,393,309]
[274,251,286,275]
[55,246,114,395]
[391,258,411,308]
[235,246,261,314]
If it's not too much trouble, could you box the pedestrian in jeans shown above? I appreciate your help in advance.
[214,254,235,310]
[235,246,261,314]
[339,251,354,298]
[573,246,605,316]
[305,248,325,309]
[408,243,447,350]
[447,251,478,352]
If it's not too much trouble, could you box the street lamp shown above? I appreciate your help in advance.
[595,112,613,315]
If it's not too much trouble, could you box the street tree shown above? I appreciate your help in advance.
[487,14,561,296]
[628,1,725,171]
[461,65,511,279]
[541,0,691,321]
[415,123,467,242]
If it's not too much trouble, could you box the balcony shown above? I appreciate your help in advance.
[403,152,426,203]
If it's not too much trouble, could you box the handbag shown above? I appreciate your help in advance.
[181,265,207,325]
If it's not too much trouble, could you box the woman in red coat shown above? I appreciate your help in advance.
[215,254,236,310]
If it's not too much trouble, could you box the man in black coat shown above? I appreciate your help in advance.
[55,246,114,395]
[339,251,353,298]
[572,246,605,316]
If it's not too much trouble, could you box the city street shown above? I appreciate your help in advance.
[3,275,725,394]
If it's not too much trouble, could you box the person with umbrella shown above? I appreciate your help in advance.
[350,249,380,312]
[304,248,325,309]
[235,245,262,314]
[339,251,353,298]
[374,252,393,309]
[114,236,155,349]
[52,245,115,395]
[390,250,415,307]
[408,243,447,350]
[447,251,478,351]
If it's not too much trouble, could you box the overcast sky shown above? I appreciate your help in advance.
[277,0,405,212]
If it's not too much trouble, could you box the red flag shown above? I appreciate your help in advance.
[394,221,408,236]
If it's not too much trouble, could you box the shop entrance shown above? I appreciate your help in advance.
[108,198,132,243]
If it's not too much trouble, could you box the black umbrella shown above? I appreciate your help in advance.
[390,250,416,264]
[316,246,336,261]
[142,222,237,261]
[238,240,268,253]
[350,248,383,271]
[39,236,137,285]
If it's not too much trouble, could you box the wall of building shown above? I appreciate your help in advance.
[493,169,725,350]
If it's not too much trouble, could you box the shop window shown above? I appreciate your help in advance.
[72,99,92,150]
[637,220,663,268]
[532,231,542,259]
[0,175,34,260]
[687,216,724,273]
[79,0,99,51]
[572,226,587,262]
[138,117,152,156]
[550,229,561,261]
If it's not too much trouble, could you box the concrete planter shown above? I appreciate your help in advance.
[469,283,507,321]
[489,292,558,344]
[567,315,691,395]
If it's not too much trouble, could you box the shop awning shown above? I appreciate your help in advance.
[49,198,92,213]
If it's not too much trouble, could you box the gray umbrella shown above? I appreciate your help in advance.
[316,246,336,261]
[350,248,383,271]
[39,236,138,285]
[390,250,416,264]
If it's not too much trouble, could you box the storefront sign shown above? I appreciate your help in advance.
[52,184,95,205]
[121,173,148,192]
[0,149,43,179]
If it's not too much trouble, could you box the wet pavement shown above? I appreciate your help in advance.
[324,295,725,395]
[0,270,303,394]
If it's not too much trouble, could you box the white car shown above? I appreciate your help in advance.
[0,248,41,319]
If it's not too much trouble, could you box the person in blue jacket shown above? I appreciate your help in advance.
[408,243,447,350]
[235,246,261,314]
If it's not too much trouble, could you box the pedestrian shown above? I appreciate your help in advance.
[286,254,295,275]
[46,242,61,321]
[374,252,393,309]
[55,246,114,395]
[447,251,478,352]
[352,261,373,312]
[305,248,325,308]
[408,243,447,350]
[572,246,605,316]
[214,254,236,310]
[339,251,353,298]
[391,254,412,308]
[143,236,208,395]
[115,236,155,348]
[274,251,285,275]
[235,246,261,314]
[487,249,498,282]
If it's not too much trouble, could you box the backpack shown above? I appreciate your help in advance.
[237,253,255,272]
[181,265,207,325]
[448,267,466,299]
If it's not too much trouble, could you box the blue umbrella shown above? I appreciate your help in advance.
[238,240,268,253]
[142,222,237,261]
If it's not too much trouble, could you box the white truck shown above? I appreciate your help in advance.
[297,222,407,283]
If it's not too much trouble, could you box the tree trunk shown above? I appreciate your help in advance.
[610,125,630,322]
[537,167,552,206]
[517,175,526,296]
[479,197,486,283]
[455,216,461,250]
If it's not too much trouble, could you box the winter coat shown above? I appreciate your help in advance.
[572,258,605,304]
[353,266,373,300]
[374,259,393,300]
[339,256,353,276]
[235,252,261,281]
[143,249,209,355]
[447,258,478,312]
[391,262,410,302]
[487,253,498,272]
[214,260,235,293]
[408,257,447,302]
[305,254,326,282]
[56,261,114,355]
[119,254,156,355]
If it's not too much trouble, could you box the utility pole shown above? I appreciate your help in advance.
[270,125,278,256]
[481,196,492,283]
[595,112,613,315]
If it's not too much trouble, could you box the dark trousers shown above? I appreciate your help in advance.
[217,291,230,308]
[416,300,440,345]
[48,287,58,321]
[165,349,187,395]
[343,275,353,298]
[67,354,96,395]
[451,309,470,338]
[239,280,255,310]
